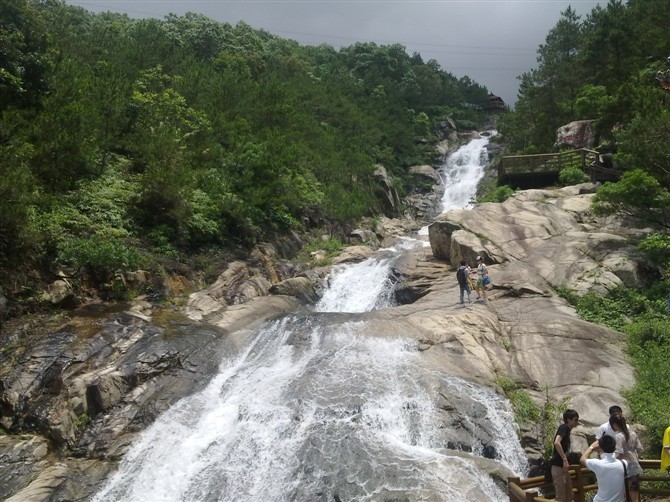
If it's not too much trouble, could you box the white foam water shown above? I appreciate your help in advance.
[93,319,521,501]
[440,133,493,213]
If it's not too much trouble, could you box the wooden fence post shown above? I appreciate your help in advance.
[508,477,521,501]
[573,465,585,502]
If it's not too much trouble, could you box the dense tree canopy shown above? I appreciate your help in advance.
[0,0,494,297]
[500,1,670,155]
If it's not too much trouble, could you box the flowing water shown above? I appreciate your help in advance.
[93,133,526,501]
[440,133,493,213]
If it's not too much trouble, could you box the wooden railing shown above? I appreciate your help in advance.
[498,148,622,188]
[499,149,600,179]
[508,460,670,501]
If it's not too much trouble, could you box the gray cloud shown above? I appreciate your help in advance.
[67,0,603,105]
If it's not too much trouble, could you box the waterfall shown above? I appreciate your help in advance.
[93,317,520,501]
[314,255,397,313]
[440,133,493,213]
[315,237,429,313]
[418,131,492,236]
[94,133,527,502]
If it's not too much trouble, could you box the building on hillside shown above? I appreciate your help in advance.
[462,94,507,112]
[481,94,506,112]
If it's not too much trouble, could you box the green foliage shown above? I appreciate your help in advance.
[0,0,52,112]
[413,111,430,136]
[495,375,541,426]
[0,143,37,268]
[57,235,144,282]
[615,97,670,188]
[556,286,653,332]
[501,0,670,189]
[558,166,589,186]
[0,0,498,301]
[592,169,670,227]
[74,412,90,428]
[299,236,345,264]
[624,318,670,454]
[36,163,136,250]
[574,85,613,119]
[480,185,515,203]
[456,119,477,131]
[637,232,670,269]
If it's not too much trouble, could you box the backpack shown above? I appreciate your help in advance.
[456,266,467,286]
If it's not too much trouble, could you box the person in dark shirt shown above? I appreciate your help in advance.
[551,409,580,501]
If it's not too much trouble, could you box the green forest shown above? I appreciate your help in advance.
[1,0,491,305]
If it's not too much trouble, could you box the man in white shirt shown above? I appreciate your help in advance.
[595,405,624,439]
[580,434,628,502]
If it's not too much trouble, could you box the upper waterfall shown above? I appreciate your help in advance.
[440,133,493,213]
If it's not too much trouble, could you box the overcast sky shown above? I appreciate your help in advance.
[66,0,603,105]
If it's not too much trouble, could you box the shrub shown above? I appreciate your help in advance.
[624,318,670,454]
[57,235,144,283]
[637,232,670,268]
[299,236,345,264]
[591,169,670,227]
[494,375,541,425]
[480,185,515,203]
[558,166,589,186]
[558,284,670,457]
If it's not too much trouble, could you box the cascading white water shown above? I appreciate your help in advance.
[315,255,397,313]
[440,133,493,213]
[418,131,492,236]
[94,316,520,501]
[94,133,527,502]
[315,237,429,313]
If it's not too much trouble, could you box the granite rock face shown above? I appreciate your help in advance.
[428,184,655,294]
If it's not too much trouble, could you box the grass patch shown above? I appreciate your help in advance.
[298,236,346,265]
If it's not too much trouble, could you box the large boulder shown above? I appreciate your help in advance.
[409,164,440,182]
[372,164,401,217]
[331,245,376,264]
[428,184,656,293]
[269,277,319,304]
[348,228,380,247]
[186,260,273,321]
[555,120,596,149]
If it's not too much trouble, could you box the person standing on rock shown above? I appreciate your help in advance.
[474,256,489,302]
[456,259,473,306]
[551,409,580,501]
